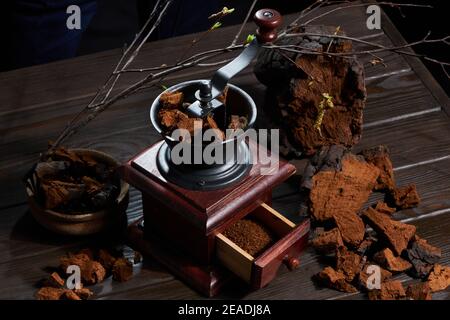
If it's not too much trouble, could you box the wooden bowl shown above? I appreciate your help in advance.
[25,149,129,236]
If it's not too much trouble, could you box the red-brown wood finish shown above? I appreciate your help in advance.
[252,219,310,289]
[128,218,232,297]
[119,139,309,295]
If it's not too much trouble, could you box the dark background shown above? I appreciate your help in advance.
[3,0,449,94]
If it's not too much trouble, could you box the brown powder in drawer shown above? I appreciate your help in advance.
[223,218,275,257]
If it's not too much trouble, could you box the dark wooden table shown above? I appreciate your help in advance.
[1,4,449,300]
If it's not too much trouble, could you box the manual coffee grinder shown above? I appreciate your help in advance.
[119,9,310,297]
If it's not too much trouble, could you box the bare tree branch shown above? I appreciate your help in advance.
[230,0,259,47]
[47,1,449,152]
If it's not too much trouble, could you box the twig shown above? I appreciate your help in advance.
[47,0,449,153]
[230,0,259,46]
[50,0,173,150]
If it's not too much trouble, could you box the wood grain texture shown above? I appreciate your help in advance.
[0,2,449,300]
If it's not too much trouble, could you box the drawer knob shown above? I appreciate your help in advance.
[283,256,300,271]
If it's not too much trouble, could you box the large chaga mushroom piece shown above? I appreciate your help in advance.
[254,25,366,156]
[301,145,380,222]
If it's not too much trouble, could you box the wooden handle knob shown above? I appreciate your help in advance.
[254,9,282,43]
[283,256,300,271]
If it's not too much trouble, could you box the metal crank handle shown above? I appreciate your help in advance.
[187,9,282,118]
[206,8,283,101]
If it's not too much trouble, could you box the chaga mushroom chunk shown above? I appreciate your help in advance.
[427,264,450,292]
[391,184,420,209]
[406,282,432,300]
[311,228,344,253]
[36,287,66,300]
[336,246,361,282]
[407,236,442,278]
[356,236,378,256]
[368,280,406,300]
[44,272,65,288]
[373,201,396,216]
[373,248,412,273]
[75,288,94,300]
[254,26,366,156]
[307,152,380,222]
[159,91,184,109]
[359,264,392,291]
[59,253,106,285]
[316,266,358,293]
[360,145,395,191]
[158,109,189,131]
[362,207,416,255]
[98,249,117,273]
[332,212,365,247]
[81,261,106,285]
[112,258,133,282]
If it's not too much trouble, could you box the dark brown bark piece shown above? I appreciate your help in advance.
[407,236,442,278]
[81,261,106,285]
[406,282,432,300]
[254,26,366,155]
[59,253,91,273]
[159,91,184,109]
[112,258,133,282]
[362,207,416,255]
[427,264,450,292]
[356,236,378,256]
[36,287,66,300]
[360,145,395,191]
[391,184,421,209]
[44,272,65,288]
[373,248,412,272]
[311,228,344,253]
[62,290,81,300]
[316,266,358,293]
[74,288,94,300]
[358,264,392,290]
[336,246,361,282]
[306,152,380,222]
[373,201,396,216]
[98,249,117,273]
[41,180,85,209]
[158,109,189,131]
[59,253,106,285]
[368,280,406,300]
[333,212,365,247]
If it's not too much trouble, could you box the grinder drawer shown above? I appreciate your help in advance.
[216,203,310,289]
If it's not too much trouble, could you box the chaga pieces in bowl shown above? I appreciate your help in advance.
[156,87,249,142]
[24,147,129,236]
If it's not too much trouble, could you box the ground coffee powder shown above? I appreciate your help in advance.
[223,218,275,257]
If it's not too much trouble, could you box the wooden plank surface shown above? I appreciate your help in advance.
[0,3,449,300]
